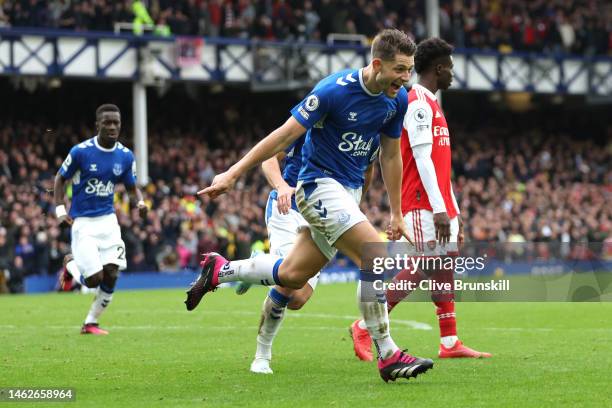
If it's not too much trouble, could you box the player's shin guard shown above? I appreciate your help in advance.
[255,288,290,361]
[357,281,398,360]
[84,283,114,324]
[217,255,284,286]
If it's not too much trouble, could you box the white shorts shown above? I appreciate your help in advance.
[403,209,459,255]
[295,177,367,260]
[265,194,319,290]
[71,213,127,278]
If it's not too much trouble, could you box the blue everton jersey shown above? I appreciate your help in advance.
[290,68,407,189]
[268,135,305,212]
[281,135,305,187]
[59,137,137,218]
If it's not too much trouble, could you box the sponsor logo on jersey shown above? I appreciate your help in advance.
[305,95,319,111]
[434,126,450,146]
[84,178,115,197]
[433,126,449,137]
[438,137,451,146]
[338,132,373,157]
[113,163,123,176]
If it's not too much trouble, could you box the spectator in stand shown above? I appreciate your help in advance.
[2,1,609,55]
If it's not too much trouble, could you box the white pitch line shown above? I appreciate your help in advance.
[284,312,433,330]
[112,309,434,330]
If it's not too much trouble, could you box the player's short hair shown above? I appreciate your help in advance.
[96,104,120,120]
[371,29,416,61]
[414,37,454,74]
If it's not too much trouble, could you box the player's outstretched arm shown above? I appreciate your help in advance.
[53,173,73,226]
[379,134,412,244]
[262,152,293,215]
[198,117,306,199]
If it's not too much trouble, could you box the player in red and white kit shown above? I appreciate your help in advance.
[350,38,492,360]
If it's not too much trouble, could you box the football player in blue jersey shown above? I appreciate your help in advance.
[53,104,148,335]
[188,29,434,382]
[236,135,379,375]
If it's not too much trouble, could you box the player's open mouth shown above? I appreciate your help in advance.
[390,82,402,91]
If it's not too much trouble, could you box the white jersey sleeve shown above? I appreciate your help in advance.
[404,99,433,148]
[412,143,446,214]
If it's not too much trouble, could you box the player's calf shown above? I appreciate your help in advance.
[83,271,104,289]
[287,285,314,310]
[102,264,119,288]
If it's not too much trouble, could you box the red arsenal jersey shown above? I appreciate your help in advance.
[400,84,458,218]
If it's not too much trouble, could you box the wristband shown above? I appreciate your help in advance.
[55,205,67,218]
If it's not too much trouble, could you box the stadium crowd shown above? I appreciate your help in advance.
[0,0,610,55]
[0,101,610,293]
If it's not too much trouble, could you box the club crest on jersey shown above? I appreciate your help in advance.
[113,163,123,176]
[383,110,396,124]
[89,163,97,172]
[305,95,319,111]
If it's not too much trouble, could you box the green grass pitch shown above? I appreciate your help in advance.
[1,284,611,407]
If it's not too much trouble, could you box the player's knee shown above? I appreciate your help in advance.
[102,265,119,284]
[103,264,119,277]
[278,262,308,289]
[84,271,103,288]
[281,271,307,289]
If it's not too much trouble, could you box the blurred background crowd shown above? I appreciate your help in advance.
[0,0,610,55]
[0,1,610,293]
[0,87,610,294]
